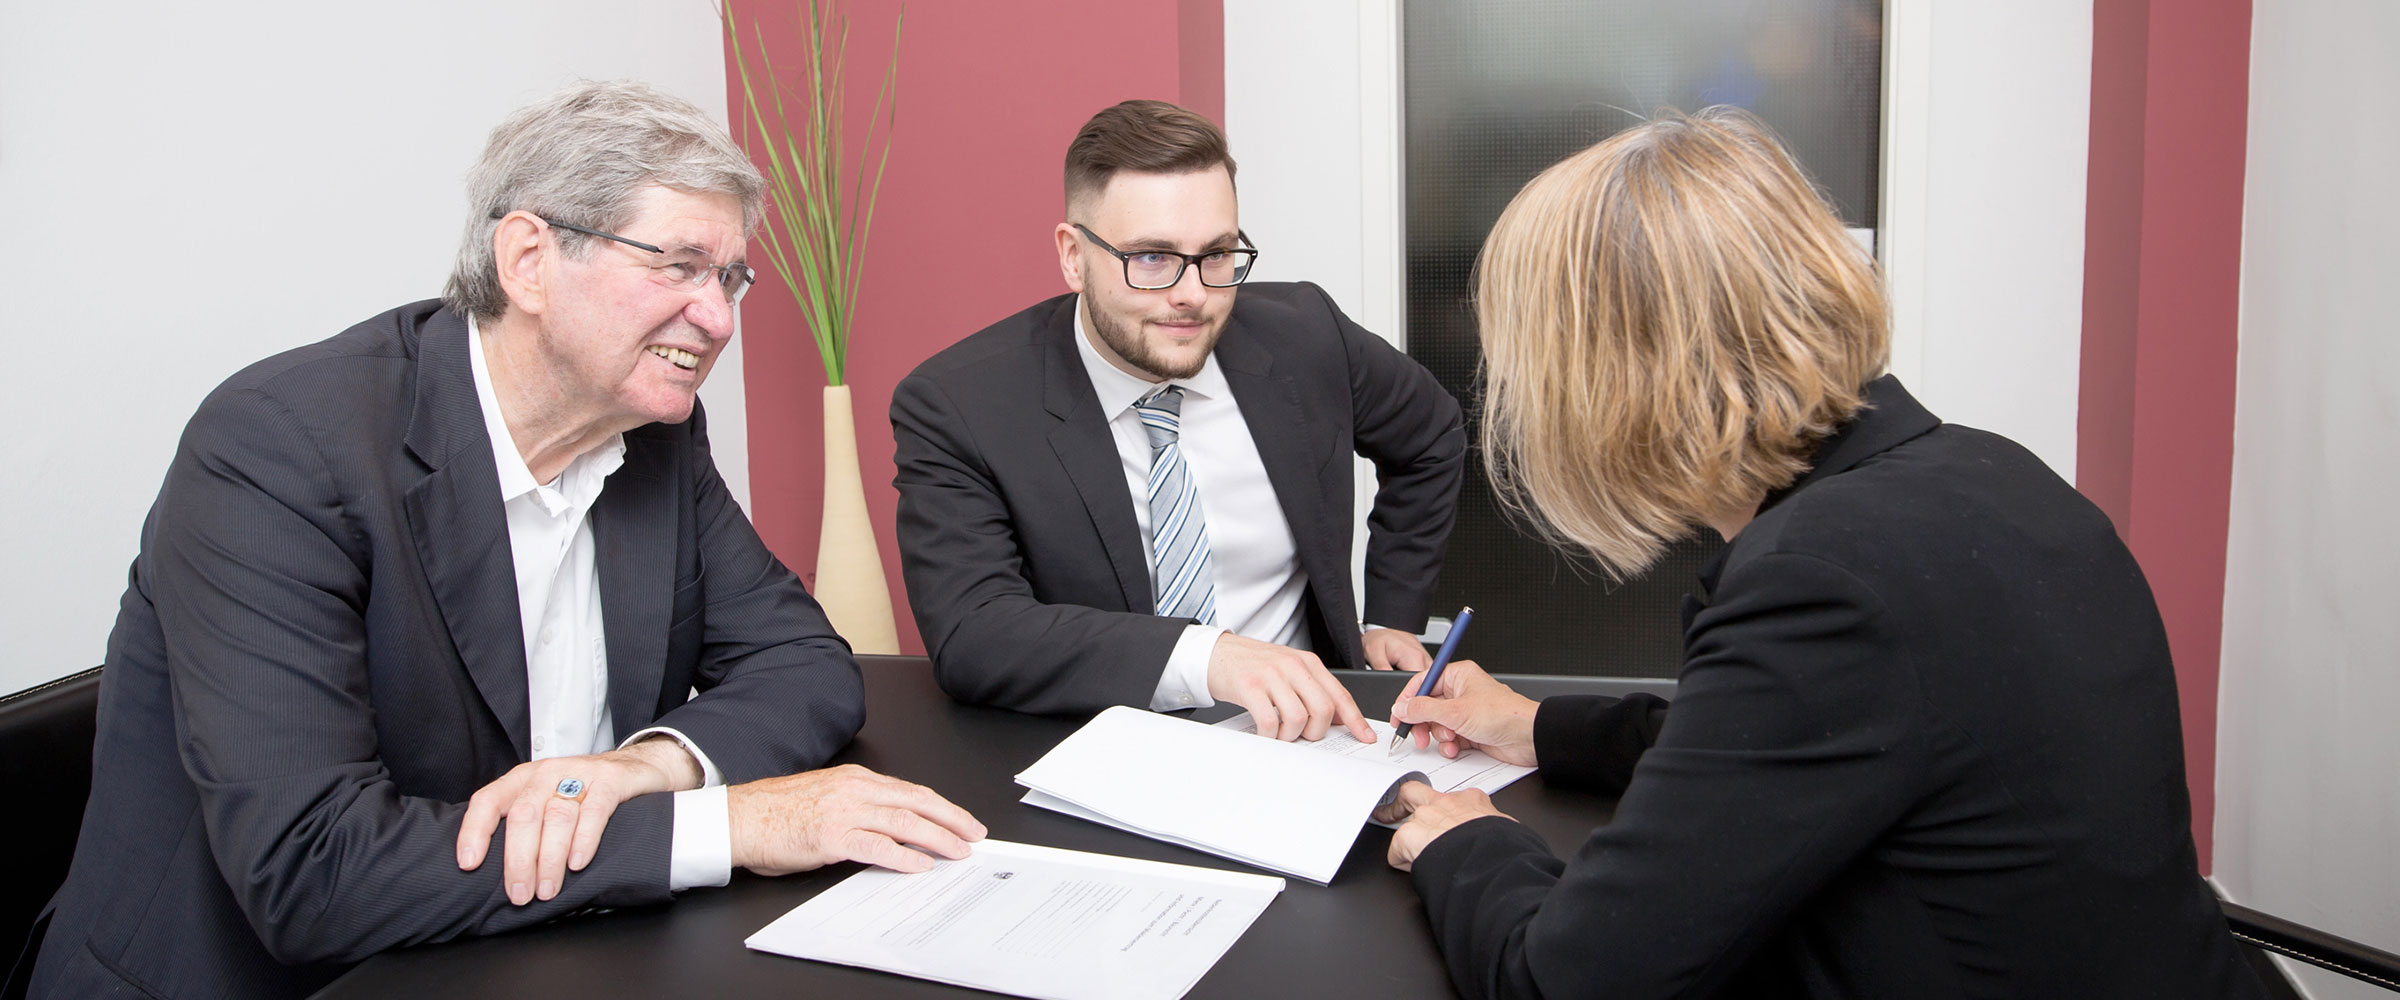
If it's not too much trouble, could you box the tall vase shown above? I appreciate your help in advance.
[814,384,900,654]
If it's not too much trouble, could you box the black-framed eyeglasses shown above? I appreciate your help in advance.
[1072,223,1259,290]
[490,209,757,304]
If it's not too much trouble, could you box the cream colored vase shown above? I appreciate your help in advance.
[813,385,901,654]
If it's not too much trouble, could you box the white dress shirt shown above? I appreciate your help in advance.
[468,320,730,891]
[1072,300,1312,711]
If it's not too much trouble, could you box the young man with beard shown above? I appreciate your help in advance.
[891,100,1465,742]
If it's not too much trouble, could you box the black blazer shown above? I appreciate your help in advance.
[891,282,1465,713]
[28,302,864,1000]
[1410,377,2265,999]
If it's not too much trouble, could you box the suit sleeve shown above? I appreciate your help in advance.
[1529,692,1672,797]
[153,388,672,966]
[1319,283,1465,633]
[644,400,864,780]
[891,372,1190,713]
[1408,552,1925,1000]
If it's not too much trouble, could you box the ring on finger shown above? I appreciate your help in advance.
[554,777,587,802]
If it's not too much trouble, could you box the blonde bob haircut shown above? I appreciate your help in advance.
[1475,106,1889,579]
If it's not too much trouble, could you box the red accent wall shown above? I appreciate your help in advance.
[723,0,1226,655]
[1177,0,1225,125]
[2077,0,2250,870]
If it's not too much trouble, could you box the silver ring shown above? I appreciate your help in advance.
[554,777,587,802]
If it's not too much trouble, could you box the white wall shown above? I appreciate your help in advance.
[0,1,745,694]
[1223,0,1404,611]
[1223,0,1401,335]
[2216,3,2400,997]
[1880,0,2091,481]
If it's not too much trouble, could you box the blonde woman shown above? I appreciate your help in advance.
[1376,109,2264,999]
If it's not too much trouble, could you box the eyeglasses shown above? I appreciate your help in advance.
[1072,223,1259,290]
[490,210,757,304]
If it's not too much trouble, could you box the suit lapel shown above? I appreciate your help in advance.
[1217,324,1364,667]
[1209,326,1363,666]
[1042,302,1157,614]
[1215,327,1337,598]
[593,432,671,733]
[401,310,532,760]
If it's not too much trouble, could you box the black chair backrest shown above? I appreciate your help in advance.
[0,667,101,985]
[2226,899,2400,994]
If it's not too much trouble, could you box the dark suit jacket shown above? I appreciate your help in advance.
[1410,377,2265,999]
[891,282,1465,713]
[27,302,863,1000]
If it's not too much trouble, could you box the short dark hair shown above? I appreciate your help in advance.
[1063,100,1237,215]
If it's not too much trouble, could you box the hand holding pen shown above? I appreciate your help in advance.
[1386,610,1543,766]
[1389,607,1473,757]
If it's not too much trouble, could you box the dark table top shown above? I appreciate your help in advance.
[316,656,1666,999]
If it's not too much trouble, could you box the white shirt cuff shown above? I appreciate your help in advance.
[1150,624,1224,711]
[668,784,732,891]
[619,725,723,787]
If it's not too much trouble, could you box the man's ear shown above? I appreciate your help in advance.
[1054,222,1086,294]
[493,211,552,317]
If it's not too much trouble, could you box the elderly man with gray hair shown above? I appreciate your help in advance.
[19,81,984,1000]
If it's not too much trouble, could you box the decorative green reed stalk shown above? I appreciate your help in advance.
[724,0,903,387]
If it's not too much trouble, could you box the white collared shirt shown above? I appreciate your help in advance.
[468,320,730,891]
[1071,298,1311,710]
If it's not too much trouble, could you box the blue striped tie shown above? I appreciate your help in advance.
[1135,385,1217,624]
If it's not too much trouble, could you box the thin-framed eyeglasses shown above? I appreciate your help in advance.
[490,209,757,304]
[1071,223,1259,290]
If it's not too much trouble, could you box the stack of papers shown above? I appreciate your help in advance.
[746,838,1281,1000]
[1016,706,1534,884]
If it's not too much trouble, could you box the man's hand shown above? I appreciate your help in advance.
[1206,633,1376,743]
[1360,625,1433,672]
[1375,782,1513,871]
[456,736,703,905]
[727,764,987,876]
[1389,660,1540,766]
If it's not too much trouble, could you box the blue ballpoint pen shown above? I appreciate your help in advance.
[1387,606,1475,757]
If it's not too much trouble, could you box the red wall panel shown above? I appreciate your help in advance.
[723,0,1224,654]
[2078,0,2250,870]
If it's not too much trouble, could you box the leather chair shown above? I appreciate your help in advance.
[0,667,101,999]
[2227,898,2400,995]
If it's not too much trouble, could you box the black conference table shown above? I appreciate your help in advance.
[315,655,1671,999]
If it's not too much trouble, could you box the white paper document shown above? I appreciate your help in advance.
[745,838,1282,1000]
[1208,712,1536,807]
[1015,706,1534,884]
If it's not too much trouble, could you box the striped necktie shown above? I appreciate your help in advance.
[1135,385,1217,624]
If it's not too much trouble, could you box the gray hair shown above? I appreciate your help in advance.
[442,80,766,320]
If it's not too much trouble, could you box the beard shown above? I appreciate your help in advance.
[1087,298,1221,381]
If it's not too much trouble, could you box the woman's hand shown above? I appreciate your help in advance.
[1389,660,1540,766]
[1377,782,1512,871]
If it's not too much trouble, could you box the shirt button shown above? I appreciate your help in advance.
[532,735,547,753]
[540,627,555,646]
[1179,695,1193,706]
